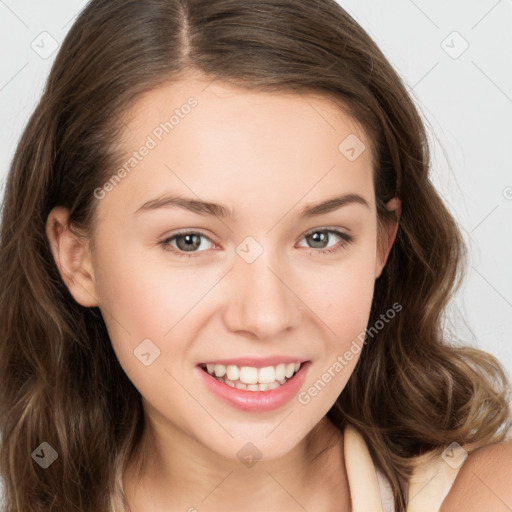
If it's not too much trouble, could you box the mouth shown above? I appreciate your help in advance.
[198,361,304,392]
[197,359,311,412]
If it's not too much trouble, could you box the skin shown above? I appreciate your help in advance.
[441,441,512,512]
[46,75,512,511]
[46,74,403,511]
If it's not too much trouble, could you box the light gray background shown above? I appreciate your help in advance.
[1,1,511,380]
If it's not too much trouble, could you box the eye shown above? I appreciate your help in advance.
[159,231,215,258]
[159,228,354,259]
[297,228,353,255]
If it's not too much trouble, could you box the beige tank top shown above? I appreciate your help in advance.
[344,424,465,512]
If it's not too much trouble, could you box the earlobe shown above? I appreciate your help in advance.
[45,206,99,307]
[375,197,401,279]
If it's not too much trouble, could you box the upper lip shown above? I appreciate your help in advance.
[199,357,309,368]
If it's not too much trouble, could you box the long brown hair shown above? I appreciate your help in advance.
[1,1,510,510]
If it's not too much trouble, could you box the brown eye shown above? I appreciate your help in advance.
[160,231,215,258]
[174,233,202,251]
[305,230,331,249]
[298,228,353,254]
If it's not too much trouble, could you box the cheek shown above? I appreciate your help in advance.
[91,235,179,368]
[295,252,376,409]
[319,265,374,328]
[307,241,377,340]
[92,235,223,380]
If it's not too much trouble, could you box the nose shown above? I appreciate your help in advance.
[222,252,303,339]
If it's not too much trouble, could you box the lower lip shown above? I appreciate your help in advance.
[197,362,310,412]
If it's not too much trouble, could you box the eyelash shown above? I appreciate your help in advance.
[159,228,354,259]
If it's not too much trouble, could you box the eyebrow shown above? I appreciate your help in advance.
[133,192,370,219]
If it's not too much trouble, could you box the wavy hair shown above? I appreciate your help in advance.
[0,1,510,510]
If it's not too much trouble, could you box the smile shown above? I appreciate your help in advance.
[197,360,310,412]
[201,362,302,391]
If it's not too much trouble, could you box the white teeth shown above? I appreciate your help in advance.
[203,361,304,391]
[239,366,258,385]
[214,364,226,377]
[221,378,273,392]
[226,365,240,381]
[275,363,286,381]
[285,363,295,378]
[258,366,276,384]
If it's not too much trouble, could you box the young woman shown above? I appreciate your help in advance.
[1,1,510,511]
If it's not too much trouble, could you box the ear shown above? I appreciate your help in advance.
[45,206,99,307]
[375,197,401,279]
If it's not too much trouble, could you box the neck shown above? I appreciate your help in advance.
[123,415,350,512]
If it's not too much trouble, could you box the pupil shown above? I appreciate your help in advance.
[309,231,327,248]
[178,234,200,251]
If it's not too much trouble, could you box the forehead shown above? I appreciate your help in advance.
[121,76,372,156]
[98,76,375,222]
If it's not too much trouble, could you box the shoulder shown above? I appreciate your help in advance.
[441,439,512,511]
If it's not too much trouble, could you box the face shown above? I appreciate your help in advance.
[48,75,399,462]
